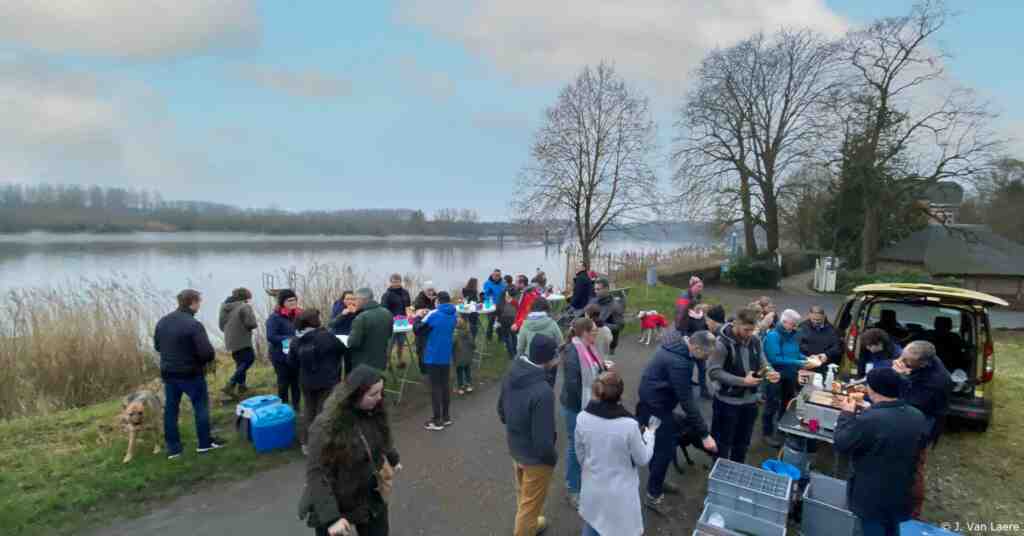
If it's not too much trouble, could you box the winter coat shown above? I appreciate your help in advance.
[412,291,436,311]
[453,324,476,368]
[516,313,564,357]
[587,295,625,335]
[496,301,517,332]
[155,308,216,380]
[858,341,902,377]
[512,287,542,332]
[763,324,805,378]
[797,320,842,365]
[497,357,558,466]
[298,384,400,528]
[330,310,358,336]
[570,270,594,310]
[708,323,772,405]
[289,328,346,391]
[680,311,707,337]
[219,298,258,353]
[902,358,953,445]
[346,301,394,372]
[576,401,653,536]
[482,276,507,306]
[420,303,457,366]
[673,289,701,332]
[834,400,928,523]
[267,310,298,364]
[594,326,613,360]
[637,337,710,438]
[560,340,607,413]
[381,287,411,317]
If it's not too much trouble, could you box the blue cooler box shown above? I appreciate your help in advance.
[901,520,962,535]
[249,403,296,453]
[235,395,283,447]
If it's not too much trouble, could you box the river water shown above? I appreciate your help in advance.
[0,231,706,325]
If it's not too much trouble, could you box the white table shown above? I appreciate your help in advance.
[456,305,496,315]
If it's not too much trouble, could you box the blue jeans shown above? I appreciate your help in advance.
[861,519,899,536]
[229,347,255,387]
[456,365,472,387]
[500,329,517,359]
[164,376,212,454]
[582,522,600,536]
[637,402,677,497]
[562,406,581,495]
[695,358,708,394]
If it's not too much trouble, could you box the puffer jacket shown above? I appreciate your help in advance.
[516,313,564,356]
[420,303,457,366]
[763,323,805,378]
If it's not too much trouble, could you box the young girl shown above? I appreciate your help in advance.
[452,316,476,395]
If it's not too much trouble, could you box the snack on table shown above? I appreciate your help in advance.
[831,381,843,394]
[850,392,865,404]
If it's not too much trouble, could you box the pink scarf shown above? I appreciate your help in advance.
[573,337,603,369]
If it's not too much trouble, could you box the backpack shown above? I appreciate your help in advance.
[292,336,319,379]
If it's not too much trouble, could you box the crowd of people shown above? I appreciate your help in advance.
[151,263,952,536]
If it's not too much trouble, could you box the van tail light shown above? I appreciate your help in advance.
[981,340,994,383]
[846,326,858,363]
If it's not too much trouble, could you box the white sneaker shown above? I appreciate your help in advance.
[301,444,309,456]
[196,442,224,454]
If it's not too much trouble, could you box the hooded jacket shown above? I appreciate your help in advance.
[420,303,457,366]
[155,308,217,381]
[298,367,400,528]
[588,295,624,334]
[763,323,805,377]
[452,323,476,368]
[637,335,710,438]
[497,357,558,466]
[289,327,346,391]
[219,297,258,353]
[412,291,436,312]
[516,312,564,357]
[708,323,771,405]
[858,341,902,377]
[482,276,507,305]
[570,270,594,310]
[346,301,394,372]
[381,286,411,317]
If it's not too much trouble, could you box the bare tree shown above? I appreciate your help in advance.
[674,29,841,255]
[841,0,1001,271]
[515,62,658,267]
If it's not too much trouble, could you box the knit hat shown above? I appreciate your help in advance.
[707,305,726,324]
[276,288,297,308]
[867,367,903,398]
[529,334,558,365]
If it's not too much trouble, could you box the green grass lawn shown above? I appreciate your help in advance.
[0,335,511,536]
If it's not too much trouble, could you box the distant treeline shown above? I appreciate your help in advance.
[0,183,514,237]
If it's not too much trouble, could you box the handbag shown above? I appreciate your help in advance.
[356,428,394,503]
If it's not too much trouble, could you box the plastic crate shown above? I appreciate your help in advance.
[707,459,791,522]
[900,520,961,535]
[235,395,283,442]
[802,472,860,536]
[696,500,786,536]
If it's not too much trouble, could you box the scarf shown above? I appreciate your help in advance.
[584,399,633,420]
[277,306,302,320]
[572,337,602,369]
[574,336,606,409]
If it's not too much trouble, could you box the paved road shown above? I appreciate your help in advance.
[92,336,766,536]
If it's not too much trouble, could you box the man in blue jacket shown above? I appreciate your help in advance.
[154,289,221,458]
[417,291,457,430]
[762,309,818,447]
[835,368,928,536]
[637,330,719,511]
[482,269,507,340]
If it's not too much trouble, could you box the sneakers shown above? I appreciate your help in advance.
[301,444,309,456]
[661,480,681,495]
[644,493,669,514]
[442,418,454,427]
[197,441,225,454]
[455,388,466,396]
[465,385,474,393]
[535,516,548,534]
[167,452,182,460]
[424,421,444,431]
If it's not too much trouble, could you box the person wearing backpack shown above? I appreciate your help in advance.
[289,309,346,455]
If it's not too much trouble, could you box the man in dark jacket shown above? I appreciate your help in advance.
[381,273,412,368]
[498,334,560,536]
[797,305,842,372]
[835,368,928,536]
[569,262,594,312]
[587,278,624,355]
[288,309,345,451]
[154,289,221,458]
[637,330,719,511]
[483,269,507,340]
[893,341,953,519]
[346,288,395,373]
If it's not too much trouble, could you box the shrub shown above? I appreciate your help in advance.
[836,270,964,294]
[724,256,782,289]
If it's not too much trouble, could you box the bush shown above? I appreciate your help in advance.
[724,256,782,289]
[836,270,964,294]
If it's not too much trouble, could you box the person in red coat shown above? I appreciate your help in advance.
[512,274,545,333]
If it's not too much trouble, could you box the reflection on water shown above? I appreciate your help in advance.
[0,232,704,326]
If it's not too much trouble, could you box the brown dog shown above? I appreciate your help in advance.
[120,384,164,464]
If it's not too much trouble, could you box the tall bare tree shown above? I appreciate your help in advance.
[674,29,841,256]
[515,62,658,267]
[841,0,1000,271]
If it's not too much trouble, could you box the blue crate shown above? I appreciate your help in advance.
[901,520,962,536]
[235,395,283,443]
[249,403,295,453]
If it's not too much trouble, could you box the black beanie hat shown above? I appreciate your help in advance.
[529,334,558,365]
[276,288,297,308]
[707,305,726,324]
[867,367,903,398]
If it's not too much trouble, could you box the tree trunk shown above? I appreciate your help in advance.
[740,174,758,256]
[764,193,779,255]
[580,236,592,269]
[861,202,881,273]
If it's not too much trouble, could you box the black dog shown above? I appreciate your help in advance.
[672,411,715,474]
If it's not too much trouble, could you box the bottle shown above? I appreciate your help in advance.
[825,364,839,388]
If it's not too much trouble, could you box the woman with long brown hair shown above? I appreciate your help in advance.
[461,276,481,338]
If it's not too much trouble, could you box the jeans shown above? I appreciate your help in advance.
[582,522,601,536]
[467,313,480,338]
[610,329,621,353]
[301,387,331,444]
[427,364,451,423]
[637,403,677,497]
[456,365,472,387]
[273,360,301,413]
[164,376,212,454]
[313,505,389,536]
[562,406,581,495]
[513,463,554,536]
[861,519,900,536]
[229,347,255,387]
[711,398,758,463]
[499,328,517,359]
[486,313,497,339]
[695,358,708,395]
[762,376,797,437]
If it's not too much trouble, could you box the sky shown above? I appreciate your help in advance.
[0,1,1021,218]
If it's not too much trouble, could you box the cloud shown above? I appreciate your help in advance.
[397,0,846,93]
[0,0,260,59]
[398,56,456,103]
[235,65,354,99]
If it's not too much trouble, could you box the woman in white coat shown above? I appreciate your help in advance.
[575,371,657,536]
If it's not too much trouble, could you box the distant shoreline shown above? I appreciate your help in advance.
[0,230,539,245]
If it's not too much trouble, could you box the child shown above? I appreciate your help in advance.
[453,316,476,395]
[496,290,519,359]
[638,310,668,345]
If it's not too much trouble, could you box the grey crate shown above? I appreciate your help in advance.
[707,459,792,516]
[707,489,788,527]
[696,501,786,536]
[802,472,861,536]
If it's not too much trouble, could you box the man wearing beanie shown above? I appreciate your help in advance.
[835,368,928,536]
[498,334,560,536]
